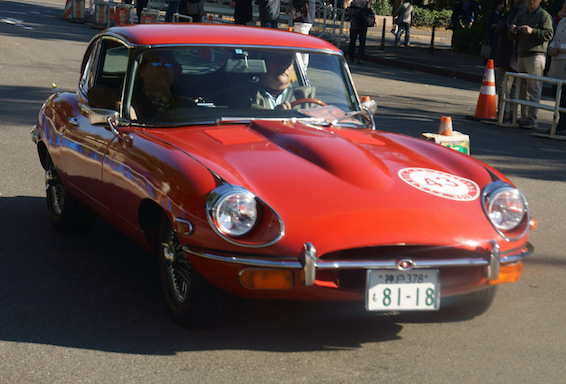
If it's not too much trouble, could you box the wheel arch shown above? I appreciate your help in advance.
[138,198,169,253]
[36,141,49,170]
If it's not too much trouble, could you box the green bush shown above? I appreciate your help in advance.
[451,24,484,54]
[374,0,392,16]
[412,6,452,29]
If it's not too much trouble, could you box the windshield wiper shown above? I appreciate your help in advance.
[330,110,375,129]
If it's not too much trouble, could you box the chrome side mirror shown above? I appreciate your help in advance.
[361,98,377,115]
[88,108,132,146]
[89,108,119,126]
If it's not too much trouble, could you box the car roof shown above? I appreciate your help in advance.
[105,24,341,52]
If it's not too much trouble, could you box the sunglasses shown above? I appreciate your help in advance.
[148,61,174,69]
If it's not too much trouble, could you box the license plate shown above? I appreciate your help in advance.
[366,270,440,311]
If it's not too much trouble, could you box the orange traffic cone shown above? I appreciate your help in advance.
[471,59,497,121]
[438,116,453,136]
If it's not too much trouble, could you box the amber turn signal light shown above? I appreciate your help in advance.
[239,269,292,290]
[490,262,523,285]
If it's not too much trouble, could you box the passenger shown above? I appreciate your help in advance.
[131,51,195,120]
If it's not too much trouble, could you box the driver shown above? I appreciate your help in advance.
[131,51,195,120]
[237,53,316,109]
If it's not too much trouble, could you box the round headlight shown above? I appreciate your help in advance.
[209,187,257,237]
[485,186,527,231]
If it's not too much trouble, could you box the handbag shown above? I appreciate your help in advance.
[391,24,398,34]
[292,0,309,21]
[364,7,376,28]
[480,43,491,59]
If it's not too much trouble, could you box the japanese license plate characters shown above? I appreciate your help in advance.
[366,270,440,311]
[398,168,480,202]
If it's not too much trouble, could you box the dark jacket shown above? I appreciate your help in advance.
[348,0,371,30]
[495,0,527,69]
[257,0,280,21]
[234,0,253,24]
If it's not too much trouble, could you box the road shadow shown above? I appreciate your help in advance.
[0,195,406,355]
[0,85,54,126]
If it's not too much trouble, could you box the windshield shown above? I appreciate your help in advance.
[125,47,362,125]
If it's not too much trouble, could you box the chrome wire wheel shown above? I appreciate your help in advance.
[158,219,231,327]
[162,225,192,304]
[43,153,95,233]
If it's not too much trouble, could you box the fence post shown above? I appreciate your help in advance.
[428,21,436,54]
[380,17,386,51]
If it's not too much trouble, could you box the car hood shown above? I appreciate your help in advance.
[146,120,502,253]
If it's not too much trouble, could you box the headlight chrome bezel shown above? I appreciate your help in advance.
[207,185,258,238]
[206,184,284,247]
[481,181,530,241]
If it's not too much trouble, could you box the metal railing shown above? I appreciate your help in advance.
[499,72,566,139]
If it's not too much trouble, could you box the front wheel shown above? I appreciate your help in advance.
[158,219,231,328]
[45,154,95,233]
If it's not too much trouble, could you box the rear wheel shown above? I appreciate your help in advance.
[158,219,231,328]
[45,154,95,233]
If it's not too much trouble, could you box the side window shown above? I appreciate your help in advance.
[86,39,130,111]
[79,40,101,95]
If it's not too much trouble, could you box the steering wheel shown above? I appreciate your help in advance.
[290,98,327,108]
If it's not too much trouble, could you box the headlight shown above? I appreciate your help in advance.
[482,182,529,240]
[207,185,257,237]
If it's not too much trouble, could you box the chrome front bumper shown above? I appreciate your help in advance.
[183,241,533,287]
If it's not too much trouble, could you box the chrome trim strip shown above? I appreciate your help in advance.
[174,218,194,236]
[500,242,534,263]
[183,246,302,268]
[30,125,40,144]
[183,241,534,283]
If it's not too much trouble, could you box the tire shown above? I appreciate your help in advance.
[158,219,231,328]
[440,286,498,319]
[45,154,96,233]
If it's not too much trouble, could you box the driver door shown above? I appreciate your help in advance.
[61,38,129,212]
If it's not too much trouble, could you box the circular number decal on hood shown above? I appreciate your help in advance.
[398,168,480,201]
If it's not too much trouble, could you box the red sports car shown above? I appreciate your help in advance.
[32,24,533,327]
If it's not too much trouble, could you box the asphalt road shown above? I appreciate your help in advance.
[1,1,566,383]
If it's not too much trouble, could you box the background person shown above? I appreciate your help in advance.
[137,0,149,23]
[230,0,253,25]
[178,0,205,22]
[257,0,281,28]
[165,0,180,22]
[546,3,566,135]
[292,0,316,34]
[494,0,527,122]
[394,0,414,47]
[508,0,553,129]
[462,0,482,27]
[485,0,503,60]
[347,0,372,64]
